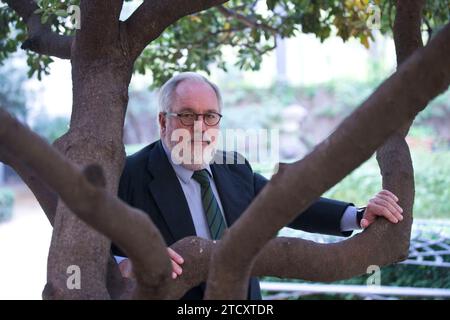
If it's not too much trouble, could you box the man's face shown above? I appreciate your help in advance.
[159,80,221,170]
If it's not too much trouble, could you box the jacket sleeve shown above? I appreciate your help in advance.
[253,172,353,237]
[111,160,133,257]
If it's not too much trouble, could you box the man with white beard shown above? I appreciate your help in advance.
[113,72,403,300]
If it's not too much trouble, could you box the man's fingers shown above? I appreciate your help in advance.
[168,247,183,280]
[377,193,403,213]
[361,218,370,229]
[172,259,183,276]
[360,211,376,229]
[118,259,134,279]
[367,202,398,223]
[372,197,403,221]
[167,247,184,264]
[379,189,399,202]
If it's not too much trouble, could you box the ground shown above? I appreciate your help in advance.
[0,184,52,299]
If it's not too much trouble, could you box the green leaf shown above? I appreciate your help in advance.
[54,10,68,18]
[266,0,278,11]
[40,14,49,25]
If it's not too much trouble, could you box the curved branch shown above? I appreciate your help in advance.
[125,0,229,61]
[393,0,424,65]
[216,5,278,35]
[204,22,450,299]
[155,229,408,300]
[5,0,73,59]
[373,1,425,281]
[0,109,173,299]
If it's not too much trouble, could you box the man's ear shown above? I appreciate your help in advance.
[158,112,166,134]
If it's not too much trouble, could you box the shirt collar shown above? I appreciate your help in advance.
[161,140,212,184]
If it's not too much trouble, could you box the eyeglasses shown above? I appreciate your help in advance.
[164,111,223,126]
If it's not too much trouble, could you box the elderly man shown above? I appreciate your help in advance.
[113,72,403,299]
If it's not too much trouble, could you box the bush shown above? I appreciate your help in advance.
[323,150,450,220]
[262,263,450,300]
[32,113,69,143]
[0,187,15,223]
[253,150,450,220]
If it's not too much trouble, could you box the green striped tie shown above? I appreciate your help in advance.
[192,169,226,240]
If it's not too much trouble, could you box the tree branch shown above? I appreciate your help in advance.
[125,0,229,61]
[393,0,424,65]
[204,22,450,299]
[373,3,425,291]
[0,145,58,225]
[161,232,413,299]
[216,5,278,35]
[0,108,173,299]
[4,0,73,59]
[75,0,124,56]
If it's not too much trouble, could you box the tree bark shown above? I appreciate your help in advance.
[374,0,425,291]
[42,0,132,299]
[4,0,72,59]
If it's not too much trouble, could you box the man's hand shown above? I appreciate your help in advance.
[361,190,403,229]
[168,247,184,279]
[118,257,134,278]
[118,247,184,279]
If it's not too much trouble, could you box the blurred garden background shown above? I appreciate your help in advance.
[1,14,449,299]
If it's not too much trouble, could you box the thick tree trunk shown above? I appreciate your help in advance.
[44,18,134,298]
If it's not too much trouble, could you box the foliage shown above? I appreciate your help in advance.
[0,4,53,80]
[1,0,448,86]
[31,113,69,143]
[262,263,450,299]
[414,89,450,122]
[341,264,450,289]
[252,150,450,220]
[0,61,28,120]
[0,187,14,223]
[323,150,450,220]
[135,0,392,86]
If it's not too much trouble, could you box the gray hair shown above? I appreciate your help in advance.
[158,72,223,113]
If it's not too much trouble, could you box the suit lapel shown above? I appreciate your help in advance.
[210,154,251,227]
[147,141,196,242]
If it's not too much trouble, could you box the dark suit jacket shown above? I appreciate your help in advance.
[113,140,353,299]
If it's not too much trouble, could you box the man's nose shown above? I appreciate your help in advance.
[194,116,208,132]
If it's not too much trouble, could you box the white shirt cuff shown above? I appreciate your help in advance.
[114,255,127,264]
[340,205,360,232]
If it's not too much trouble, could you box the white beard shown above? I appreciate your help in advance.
[166,138,217,171]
